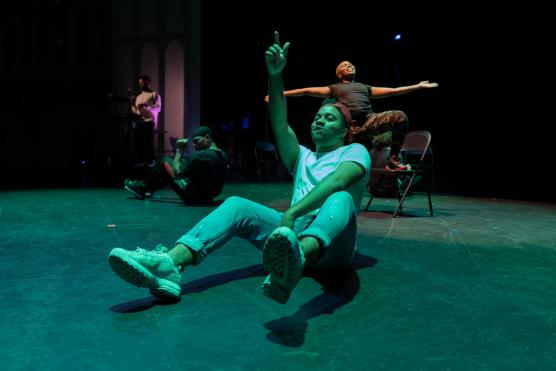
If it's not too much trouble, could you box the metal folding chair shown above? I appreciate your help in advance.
[254,141,281,181]
[364,131,434,217]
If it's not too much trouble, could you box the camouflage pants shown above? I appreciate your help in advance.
[348,110,409,156]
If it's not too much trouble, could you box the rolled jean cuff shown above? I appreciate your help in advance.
[297,227,331,249]
[175,235,207,265]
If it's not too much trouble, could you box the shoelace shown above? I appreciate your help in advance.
[133,247,166,255]
[133,245,183,272]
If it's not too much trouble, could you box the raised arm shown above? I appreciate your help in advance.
[371,80,439,98]
[172,138,188,173]
[265,31,300,172]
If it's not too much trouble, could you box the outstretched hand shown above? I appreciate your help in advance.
[418,81,439,88]
[265,31,290,76]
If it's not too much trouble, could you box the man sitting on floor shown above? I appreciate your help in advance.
[108,31,370,304]
[124,126,228,205]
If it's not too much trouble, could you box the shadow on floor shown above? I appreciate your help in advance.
[264,252,378,347]
[108,253,378,347]
[109,264,267,313]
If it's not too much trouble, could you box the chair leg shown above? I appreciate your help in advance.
[393,174,417,218]
[364,193,374,212]
[427,190,433,216]
[397,190,403,213]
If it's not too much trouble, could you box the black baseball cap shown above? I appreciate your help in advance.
[191,126,213,138]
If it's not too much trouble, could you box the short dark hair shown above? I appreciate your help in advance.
[139,75,151,84]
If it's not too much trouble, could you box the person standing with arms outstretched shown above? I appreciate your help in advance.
[266,61,438,171]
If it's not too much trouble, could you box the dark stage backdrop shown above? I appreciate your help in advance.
[200,2,553,202]
[1,1,552,201]
[1,0,112,187]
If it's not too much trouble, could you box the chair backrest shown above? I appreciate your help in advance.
[254,141,278,160]
[254,141,280,180]
[400,131,431,164]
[364,130,434,215]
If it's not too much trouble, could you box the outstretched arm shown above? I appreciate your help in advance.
[280,161,366,228]
[265,31,299,172]
[285,86,331,98]
[371,81,439,98]
[265,86,331,103]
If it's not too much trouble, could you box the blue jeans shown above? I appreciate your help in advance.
[176,191,358,269]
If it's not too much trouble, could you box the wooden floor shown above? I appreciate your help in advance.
[1,182,555,370]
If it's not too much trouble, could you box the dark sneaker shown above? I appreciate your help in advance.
[108,246,182,301]
[124,179,146,199]
[175,179,187,191]
[262,227,305,304]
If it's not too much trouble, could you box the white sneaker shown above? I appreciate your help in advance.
[262,227,305,304]
[108,246,181,301]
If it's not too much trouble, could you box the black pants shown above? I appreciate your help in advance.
[143,157,214,205]
[131,120,154,164]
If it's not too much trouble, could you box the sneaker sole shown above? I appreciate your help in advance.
[108,251,181,301]
[124,185,145,200]
[262,228,303,303]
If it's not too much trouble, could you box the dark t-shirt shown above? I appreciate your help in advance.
[180,148,228,201]
[328,82,373,124]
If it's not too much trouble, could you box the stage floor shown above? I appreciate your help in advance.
[1,183,555,370]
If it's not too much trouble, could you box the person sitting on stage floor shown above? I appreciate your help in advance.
[108,31,371,304]
[124,126,228,205]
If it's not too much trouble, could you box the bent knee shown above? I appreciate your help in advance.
[222,196,250,207]
[325,191,354,207]
[390,110,408,124]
